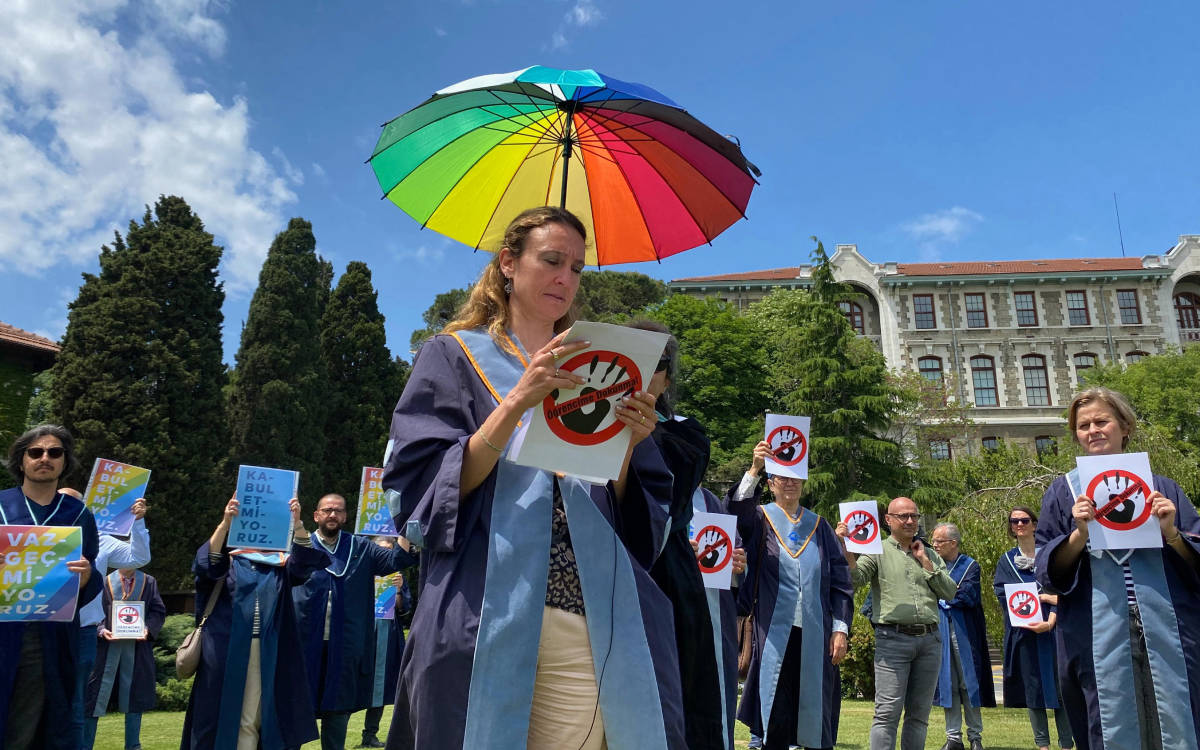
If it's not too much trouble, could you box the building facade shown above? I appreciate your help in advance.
[0,321,60,442]
[669,235,1200,456]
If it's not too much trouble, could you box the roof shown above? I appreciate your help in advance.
[0,321,60,354]
[671,256,1150,284]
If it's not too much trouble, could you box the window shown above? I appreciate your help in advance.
[838,300,865,334]
[1126,350,1149,363]
[1014,292,1038,327]
[1176,293,1200,340]
[1117,289,1141,325]
[1073,352,1098,385]
[981,436,999,452]
[917,356,944,385]
[1035,436,1057,456]
[1066,291,1090,325]
[913,294,936,329]
[964,293,988,328]
[970,355,998,407]
[1022,354,1050,406]
[929,440,951,460]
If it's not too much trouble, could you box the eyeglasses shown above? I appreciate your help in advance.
[930,539,954,547]
[316,508,346,516]
[887,513,921,523]
[26,447,65,459]
[768,475,802,484]
[655,356,671,373]
[1009,517,1033,526]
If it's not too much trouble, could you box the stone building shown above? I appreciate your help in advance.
[0,321,60,441]
[669,235,1200,456]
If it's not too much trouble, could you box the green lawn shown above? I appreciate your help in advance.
[92,701,1050,749]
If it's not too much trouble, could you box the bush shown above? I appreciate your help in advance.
[155,676,194,712]
[153,614,196,686]
[841,614,876,699]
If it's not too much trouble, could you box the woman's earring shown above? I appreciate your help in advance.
[503,277,513,295]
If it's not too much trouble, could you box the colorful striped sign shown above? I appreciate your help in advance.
[83,458,151,536]
[355,467,395,536]
[374,576,396,620]
[0,525,83,622]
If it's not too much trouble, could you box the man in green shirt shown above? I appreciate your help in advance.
[837,497,957,750]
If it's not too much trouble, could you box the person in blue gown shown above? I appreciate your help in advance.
[0,424,100,750]
[180,495,330,750]
[381,207,685,750]
[1035,387,1200,750]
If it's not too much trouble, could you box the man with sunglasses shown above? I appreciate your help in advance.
[0,424,102,749]
[837,497,957,750]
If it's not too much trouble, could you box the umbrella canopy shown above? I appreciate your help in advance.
[369,66,760,266]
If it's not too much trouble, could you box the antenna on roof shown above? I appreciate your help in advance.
[1112,192,1126,258]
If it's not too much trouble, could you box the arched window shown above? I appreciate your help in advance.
[1176,292,1200,341]
[970,355,998,407]
[1126,350,1149,364]
[838,300,865,334]
[917,356,943,385]
[1073,352,1098,385]
[1022,354,1050,406]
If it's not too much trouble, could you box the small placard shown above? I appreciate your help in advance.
[1003,582,1042,628]
[691,511,737,590]
[374,577,396,620]
[0,525,83,622]
[111,599,146,638]
[839,500,883,555]
[763,414,811,480]
[356,467,396,536]
[1076,452,1161,551]
[231,465,298,552]
[83,459,151,536]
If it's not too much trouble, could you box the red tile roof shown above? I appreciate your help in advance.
[0,321,60,353]
[672,257,1148,283]
[672,267,806,283]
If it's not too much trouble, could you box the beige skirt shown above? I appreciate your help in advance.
[527,605,607,750]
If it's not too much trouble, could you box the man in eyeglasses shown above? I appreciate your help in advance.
[930,523,994,750]
[291,493,417,749]
[0,424,101,750]
[836,497,957,750]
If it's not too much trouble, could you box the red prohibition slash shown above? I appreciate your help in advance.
[694,525,733,574]
[766,424,807,467]
[544,350,642,447]
[1007,590,1040,620]
[117,606,140,625]
[1086,469,1153,532]
[843,510,879,545]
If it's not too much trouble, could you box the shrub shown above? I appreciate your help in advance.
[155,676,194,712]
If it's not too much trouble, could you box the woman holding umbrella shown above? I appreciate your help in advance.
[381,206,685,750]
[1035,387,1200,749]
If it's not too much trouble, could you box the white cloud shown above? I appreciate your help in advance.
[272,146,304,186]
[311,161,326,179]
[567,0,602,26]
[902,206,983,245]
[434,26,447,37]
[0,0,299,294]
[550,31,569,51]
[392,241,448,265]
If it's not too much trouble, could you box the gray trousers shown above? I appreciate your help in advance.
[943,628,983,743]
[870,626,942,750]
[1027,705,1073,748]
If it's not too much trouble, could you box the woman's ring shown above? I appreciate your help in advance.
[640,415,647,425]
[551,347,560,358]
[555,368,562,378]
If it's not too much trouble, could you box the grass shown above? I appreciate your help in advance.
[92,701,1054,749]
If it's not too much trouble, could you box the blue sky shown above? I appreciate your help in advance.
[3,1,1197,362]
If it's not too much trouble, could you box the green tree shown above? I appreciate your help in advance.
[51,196,228,589]
[226,218,330,504]
[646,293,769,482]
[320,261,409,520]
[24,370,56,428]
[747,239,905,512]
[409,287,470,351]
[1086,347,1200,455]
[574,270,668,323]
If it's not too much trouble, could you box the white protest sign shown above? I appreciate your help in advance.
[510,322,668,482]
[839,501,883,555]
[691,511,737,590]
[1076,452,1161,551]
[1003,583,1042,628]
[111,600,146,639]
[763,414,810,479]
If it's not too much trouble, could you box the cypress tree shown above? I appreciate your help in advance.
[319,261,408,520]
[226,218,330,504]
[52,195,228,589]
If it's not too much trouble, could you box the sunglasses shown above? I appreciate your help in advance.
[26,447,65,459]
[1009,517,1033,526]
[655,355,671,373]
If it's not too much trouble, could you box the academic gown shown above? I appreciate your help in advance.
[381,331,686,750]
[180,540,330,750]
[992,547,1060,709]
[728,483,854,750]
[1036,473,1200,750]
[292,530,417,713]
[0,487,101,750]
[933,553,996,709]
[649,415,728,750]
[86,570,167,715]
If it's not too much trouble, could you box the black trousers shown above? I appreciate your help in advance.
[764,626,829,750]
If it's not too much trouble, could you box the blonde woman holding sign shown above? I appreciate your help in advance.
[1035,387,1200,749]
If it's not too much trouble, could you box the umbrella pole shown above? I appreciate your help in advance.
[558,102,576,209]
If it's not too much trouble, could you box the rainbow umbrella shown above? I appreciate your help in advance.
[368,66,760,266]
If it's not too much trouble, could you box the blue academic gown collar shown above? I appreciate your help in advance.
[0,487,86,526]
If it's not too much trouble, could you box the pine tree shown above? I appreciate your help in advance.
[52,196,228,589]
[226,218,329,504]
[320,261,408,520]
[748,239,905,511]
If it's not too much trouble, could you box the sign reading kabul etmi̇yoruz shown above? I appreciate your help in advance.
[374,577,396,620]
[511,321,668,482]
[0,525,83,622]
[355,467,396,536]
[1076,452,1161,551]
[83,459,151,536]
[231,465,298,552]
[763,414,811,480]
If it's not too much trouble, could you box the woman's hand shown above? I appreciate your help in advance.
[67,558,91,588]
[1027,620,1053,634]
[1070,494,1094,538]
[615,390,657,447]
[99,627,115,641]
[506,331,589,412]
[829,631,848,665]
[732,547,747,575]
[1038,593,1058,606]
[1150,491,1178,539]
[222,497,239,526]
[130,498,148,520]
[749,441,771,476]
